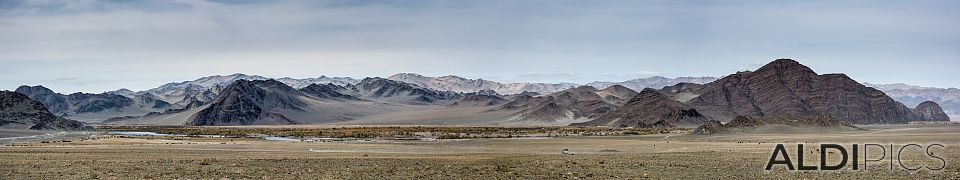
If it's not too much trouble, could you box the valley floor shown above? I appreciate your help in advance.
[1,124,959,179]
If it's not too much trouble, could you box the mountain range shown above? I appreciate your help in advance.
[864,83,960,119]
[587,76,718,91]
[0,59,952,129]
[0,91,92,131]
[387,73,578,95]
[10,73,719,124]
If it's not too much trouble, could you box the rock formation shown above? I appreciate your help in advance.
[686,59,920,124]
[914,101,950,121]
[186,80,307,125]
[692,115,857,135]
[596,85,639,105]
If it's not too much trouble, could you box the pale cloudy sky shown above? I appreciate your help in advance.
[0,0,957,93]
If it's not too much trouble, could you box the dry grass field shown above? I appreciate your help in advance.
[1,124,959,179]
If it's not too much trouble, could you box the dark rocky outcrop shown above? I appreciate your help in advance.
[686,59,921,124]
[571,88,709,128]
[0,91,92,131]
[451,94,508,107]
[914,101,950,121]
[15,85,171,121]
[186,80,306,126]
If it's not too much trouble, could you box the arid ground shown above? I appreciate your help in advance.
[1,124,959,179]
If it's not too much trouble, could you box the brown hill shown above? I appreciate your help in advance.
[596,85,639,105]
[914,101,950,121]
[686,59,920,124]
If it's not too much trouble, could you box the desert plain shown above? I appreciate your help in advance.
[1,123,959,179]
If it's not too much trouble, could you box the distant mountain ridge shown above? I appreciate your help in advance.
[587,76,718,91]
[387,73,578,95]
[183,78,465,126]
[347,77,462,105]
[15,85,171,122]
[864,83,959,119]
[10,59,952,126]
[863,83,942,91]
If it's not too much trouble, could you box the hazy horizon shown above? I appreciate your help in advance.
[1,0,957,93]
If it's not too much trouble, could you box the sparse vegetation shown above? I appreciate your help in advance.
[95,125,688,139]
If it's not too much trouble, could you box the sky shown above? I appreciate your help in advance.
[0,0,957,93]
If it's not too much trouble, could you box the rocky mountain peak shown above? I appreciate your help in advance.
[186,79,306,126]
[104,88,136,97]
[15,85,69,114]
[601,85,631,92]
[437,75,468,80]
[753,58,817,77]
[15,85,55,94]
[914,101,950,121]
[687,59,923,124]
